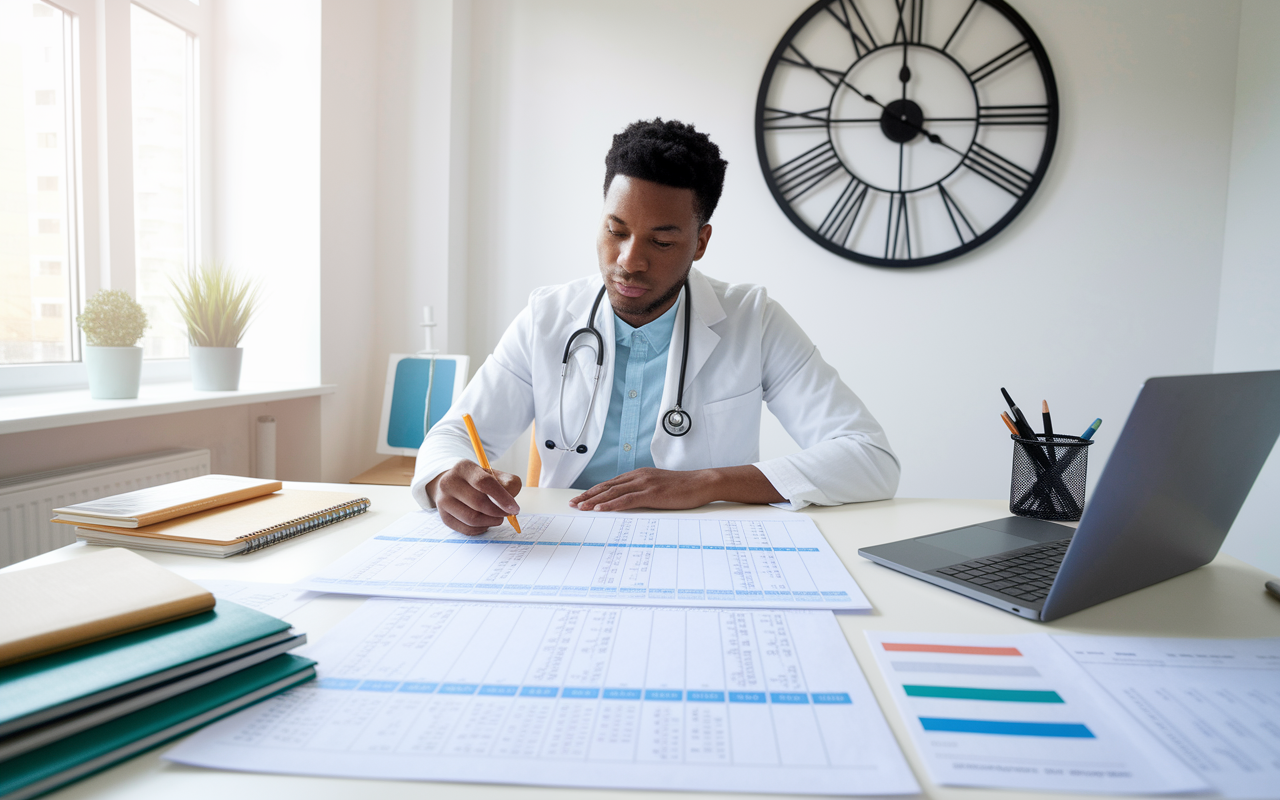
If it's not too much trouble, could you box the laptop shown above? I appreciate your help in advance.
[859,370,1280,622]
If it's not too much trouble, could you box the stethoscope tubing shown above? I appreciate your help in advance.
[547,280,692,453]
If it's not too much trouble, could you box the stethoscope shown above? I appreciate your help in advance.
[545,282,693,454]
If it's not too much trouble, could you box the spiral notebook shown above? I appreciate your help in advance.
[67,491,371,557]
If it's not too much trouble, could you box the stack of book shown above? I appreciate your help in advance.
[51,474,371,557]
[0,549,316,799]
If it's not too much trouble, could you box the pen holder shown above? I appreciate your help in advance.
[1009,434,1093,522]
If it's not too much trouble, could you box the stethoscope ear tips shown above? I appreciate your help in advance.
[545,439,590,455]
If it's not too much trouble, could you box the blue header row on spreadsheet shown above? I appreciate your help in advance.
[315,679,852,705]
[375,535,822,552]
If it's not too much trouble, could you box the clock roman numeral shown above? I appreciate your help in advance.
[778,44,844,89]
[978,104,1050,126]
[772,141,844,202]
[939,184,977,245]
[762,105,831,131]
[942,0,978,52]
[893,0,925,45]
[817,177,869,245]
[885,193,912,260]
[968,40,1032,83]
[962,143,1033,197]
[824,0,877,57]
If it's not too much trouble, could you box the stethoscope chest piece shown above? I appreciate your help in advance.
[662,406,691,437]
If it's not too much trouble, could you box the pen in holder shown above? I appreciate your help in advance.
[1009,434,1093,522]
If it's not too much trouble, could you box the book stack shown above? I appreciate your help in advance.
[51,474,371,557]
[0,549,316,800]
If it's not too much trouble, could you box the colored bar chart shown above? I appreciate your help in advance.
[866,631,1208,795]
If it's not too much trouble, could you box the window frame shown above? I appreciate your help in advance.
[0,0,213,394]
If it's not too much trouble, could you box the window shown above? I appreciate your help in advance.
[132,4,198,359]
[1,0,211,376]
[0,0,75,364]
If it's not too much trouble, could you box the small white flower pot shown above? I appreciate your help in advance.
[190,346,244,391]
[84,346,143,399]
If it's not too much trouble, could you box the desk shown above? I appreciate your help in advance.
[9,484,1278,800]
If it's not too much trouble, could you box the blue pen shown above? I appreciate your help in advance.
[1080,418,1102,440]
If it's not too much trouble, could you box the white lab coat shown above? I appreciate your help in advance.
[410,267,900,510]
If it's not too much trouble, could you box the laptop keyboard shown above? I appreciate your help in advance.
[933,539,1071,604]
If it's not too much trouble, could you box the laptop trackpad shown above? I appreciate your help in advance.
[919,526,1039,559]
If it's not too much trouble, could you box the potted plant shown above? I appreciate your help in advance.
[76,290,149,399]
[171,262,262,391]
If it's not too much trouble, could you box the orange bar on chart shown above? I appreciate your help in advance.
[881,643,1023,657]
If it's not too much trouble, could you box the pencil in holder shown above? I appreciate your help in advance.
[1009,434,1093,522]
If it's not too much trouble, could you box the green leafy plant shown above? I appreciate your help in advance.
[75,290,148,347]
[170,262,262,348]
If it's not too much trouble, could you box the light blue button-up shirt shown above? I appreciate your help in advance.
[571,297,681,490]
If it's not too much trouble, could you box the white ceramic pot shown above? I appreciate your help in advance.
[84,346,143,399]
[190,346,244,391]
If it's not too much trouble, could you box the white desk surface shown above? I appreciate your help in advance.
[9,483,1279,800]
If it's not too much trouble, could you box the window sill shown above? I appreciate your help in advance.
[0,383,336,435]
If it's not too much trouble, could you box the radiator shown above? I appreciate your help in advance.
[0,448,212,568]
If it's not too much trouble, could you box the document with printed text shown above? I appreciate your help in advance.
[167,598,918,795]
[1059,635,1280,799]
[865,631,1208,795]
[299,510,871,611]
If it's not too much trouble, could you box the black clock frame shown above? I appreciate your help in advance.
[754,0,1059,268]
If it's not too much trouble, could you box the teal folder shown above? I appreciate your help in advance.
[0,601,292,738]
[0,653,315,800]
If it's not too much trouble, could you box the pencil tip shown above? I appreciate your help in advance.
[1042,400,1049,412]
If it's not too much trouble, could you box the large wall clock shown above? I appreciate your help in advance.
[755,0,1058,267]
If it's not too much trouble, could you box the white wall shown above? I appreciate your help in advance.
[463,0,1240,502]
[375,0,471,360]
[1216,0,1280,575]
[318,0,382,482]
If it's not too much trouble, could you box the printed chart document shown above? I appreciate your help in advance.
[1058,635,1280,799]
[168,598,918,795]
[299,509,870,611]
[865,631,1207,795]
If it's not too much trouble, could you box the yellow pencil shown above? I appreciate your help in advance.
[462,413,521,532]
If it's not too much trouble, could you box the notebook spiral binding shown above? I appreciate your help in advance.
[240,499,371,554]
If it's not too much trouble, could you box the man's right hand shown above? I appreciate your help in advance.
[427,460,523,536]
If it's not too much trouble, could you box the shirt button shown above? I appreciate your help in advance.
[623,443,632,451]
[628,390,637,398]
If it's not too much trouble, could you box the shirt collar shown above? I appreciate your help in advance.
[613,293,680,352]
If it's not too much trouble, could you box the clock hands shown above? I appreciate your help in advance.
[837,75,965,158]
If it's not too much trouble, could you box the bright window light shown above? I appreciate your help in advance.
[0,0,79,365]
[131,3,197,360]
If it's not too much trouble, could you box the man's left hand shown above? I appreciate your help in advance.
[569,465,784,512]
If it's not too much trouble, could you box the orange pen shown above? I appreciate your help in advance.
[1000,412,1020,436]
[461,413,521,533]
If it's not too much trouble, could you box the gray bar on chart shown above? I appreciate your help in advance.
[891,661,1041,677]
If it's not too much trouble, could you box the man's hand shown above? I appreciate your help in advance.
[569,465,784,512]
[427,461,522,535]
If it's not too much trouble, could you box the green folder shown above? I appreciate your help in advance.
[0,600,293,738]
[0,652,315,800]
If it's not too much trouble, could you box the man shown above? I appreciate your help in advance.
[412,119,898,534]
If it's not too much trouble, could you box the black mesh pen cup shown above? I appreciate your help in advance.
[1009,434,1093,522]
